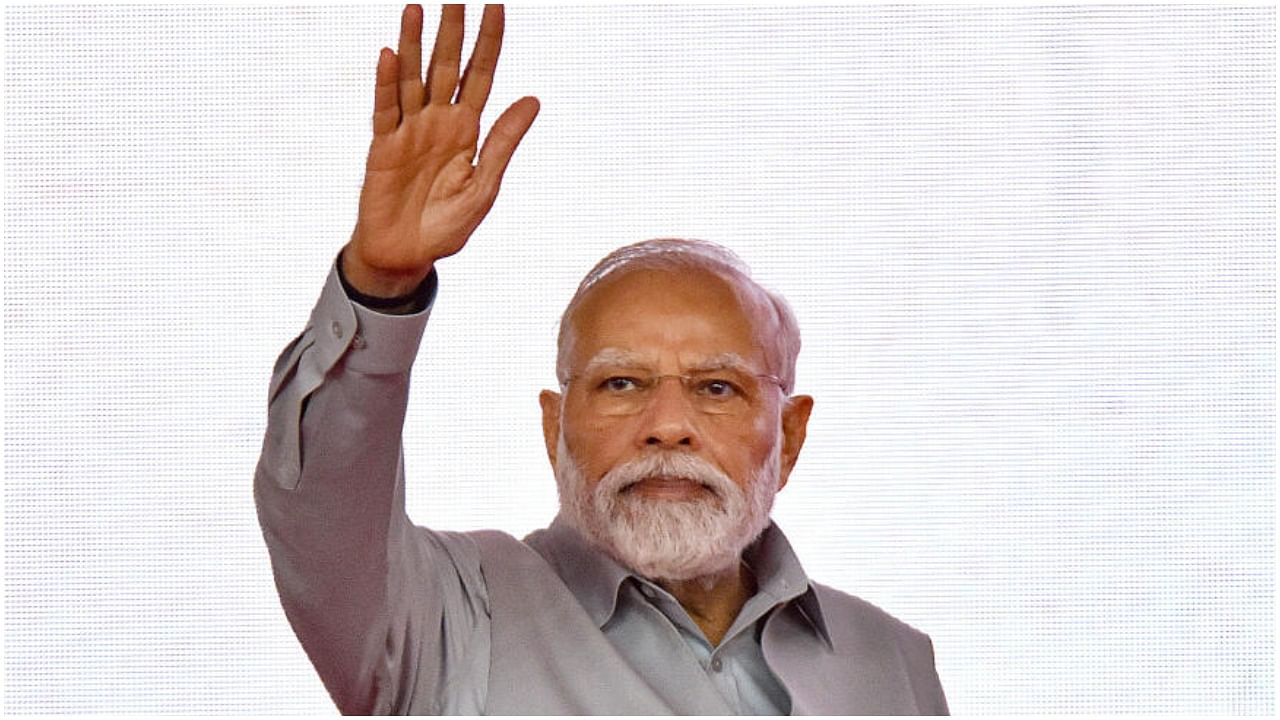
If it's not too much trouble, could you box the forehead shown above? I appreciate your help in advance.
[565,267,777,371]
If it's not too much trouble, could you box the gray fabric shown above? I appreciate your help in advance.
[517,518,797,715]
[254,259,949,715]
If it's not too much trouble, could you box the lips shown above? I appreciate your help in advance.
[622,476,716,500]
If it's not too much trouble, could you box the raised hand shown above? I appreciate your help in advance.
[343,4,539,298]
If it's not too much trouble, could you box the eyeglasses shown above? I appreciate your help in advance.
[563,366,786,417]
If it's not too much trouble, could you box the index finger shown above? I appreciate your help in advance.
[457,4,504,111]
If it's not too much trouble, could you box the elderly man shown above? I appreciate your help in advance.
[256,4,947,715]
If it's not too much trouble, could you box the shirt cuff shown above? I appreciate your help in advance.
[307,257,439,376]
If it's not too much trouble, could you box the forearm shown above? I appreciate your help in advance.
[254,256,433,504]
[254,260,438,711]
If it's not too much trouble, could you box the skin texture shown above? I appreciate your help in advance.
[540,267,814,644]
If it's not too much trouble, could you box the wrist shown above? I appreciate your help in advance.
[337,248,434,314]
[340,243,432,299]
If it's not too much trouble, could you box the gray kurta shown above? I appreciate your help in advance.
[254,262,949,714]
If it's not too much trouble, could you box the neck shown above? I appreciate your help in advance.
[657,562,756,647]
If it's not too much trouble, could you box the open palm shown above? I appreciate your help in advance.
[347,5,539,297]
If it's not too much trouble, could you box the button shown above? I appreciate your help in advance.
[710,657,723,672]
[640,585,656,599]
[351,334,365,350]
[331,321,344,339]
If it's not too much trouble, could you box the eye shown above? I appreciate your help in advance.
[696,377,740,399]
[600,376,642,393]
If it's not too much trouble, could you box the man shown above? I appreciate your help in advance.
[255,4,948,714]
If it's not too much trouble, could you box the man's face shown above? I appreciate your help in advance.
[539,267,813,580]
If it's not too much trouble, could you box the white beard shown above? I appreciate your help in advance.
[554,435,780,582]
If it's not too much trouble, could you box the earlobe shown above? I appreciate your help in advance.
[538,389,562,469]
[777,394,814,490]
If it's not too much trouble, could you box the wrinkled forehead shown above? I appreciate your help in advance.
[562,266,784,375]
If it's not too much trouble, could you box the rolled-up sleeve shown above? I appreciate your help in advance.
[254,259,490,715]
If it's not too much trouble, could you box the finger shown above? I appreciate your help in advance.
[458,4,504,112]
[473,96,540,195]
[396,5,425,113]
[372,48,401,136]
[426,4,465,105]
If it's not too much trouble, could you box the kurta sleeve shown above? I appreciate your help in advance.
[254,260,490,714]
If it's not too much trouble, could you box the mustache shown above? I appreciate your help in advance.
[596,452,736,500]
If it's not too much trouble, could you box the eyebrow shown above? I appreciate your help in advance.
[579,349,652,376]
[579,349,756,376]
[682,353,755,375]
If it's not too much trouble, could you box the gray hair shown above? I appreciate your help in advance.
[555,238,802,394]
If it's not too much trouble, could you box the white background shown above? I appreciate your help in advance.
[5,5,1274,713]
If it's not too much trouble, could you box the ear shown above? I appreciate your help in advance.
[777,394,813,490]
[538,389,562,470]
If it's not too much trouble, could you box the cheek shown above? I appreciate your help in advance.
[751,409,776,439]
[560,409,629,480]
[709,417,781,485]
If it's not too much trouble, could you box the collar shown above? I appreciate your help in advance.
[523,516,834,650]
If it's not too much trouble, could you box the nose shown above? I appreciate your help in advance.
[638,375,701,450]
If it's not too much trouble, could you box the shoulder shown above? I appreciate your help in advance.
[808,583,949,713]
[431,527,530,567]
[808,581,934,651]
[463,527,536,555]
[454,527,556,580]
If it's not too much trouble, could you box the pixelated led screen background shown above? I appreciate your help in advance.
[5,5,1274,713]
